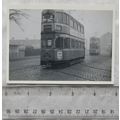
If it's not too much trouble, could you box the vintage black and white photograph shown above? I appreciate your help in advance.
[8,9,113,84]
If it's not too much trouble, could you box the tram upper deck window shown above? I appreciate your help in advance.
[78,24,81,32]
[81,26,84,34]
[42,12,54,23]
[56,12,63,23]
[70,18,74,28]
[66,15,69,25]
[74,22,78,30]
[55,37,63,49]
[83,27,84,34]
[63,13,67,24]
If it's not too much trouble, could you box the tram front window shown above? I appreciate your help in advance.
[42,12,54,23]
[55,37,63,49]
[41,39,53,48]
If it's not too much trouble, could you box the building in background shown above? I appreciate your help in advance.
[10,39,40,49]
[9,39,40,60]
[9,44,25,60]
[100,32,112,56]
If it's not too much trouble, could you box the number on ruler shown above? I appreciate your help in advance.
[33,109,37,114]
[15,109,20,114]
[24,109,29,114]
[101,109,106,114]
[110,109,114,114]
[93,109,98,115]
[67,109,72,114]
[76,109,80,114]
[85,109,89,114]
[58,109,63,114]
[50,109,54,114]
[41,109,46,114]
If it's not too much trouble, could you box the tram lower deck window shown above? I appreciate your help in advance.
[55,37,63,49]
[71,39,75,48]
[41,39,53,48]
[64,38,70,48]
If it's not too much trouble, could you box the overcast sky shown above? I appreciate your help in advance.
[10,9,113,41]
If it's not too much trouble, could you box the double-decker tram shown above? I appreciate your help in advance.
[41,9,85,66]
[89,37,100,55]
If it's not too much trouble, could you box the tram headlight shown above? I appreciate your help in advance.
[57,50,63,60]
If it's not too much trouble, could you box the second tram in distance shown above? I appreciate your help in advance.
[41,9,85,66]
[89,37,100,55]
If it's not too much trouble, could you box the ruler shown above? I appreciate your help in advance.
[2,86,119,120]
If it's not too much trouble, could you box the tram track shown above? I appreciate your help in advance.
[80,63,111,72]
[9,56,111,81]
[54,70,88,80]
[9,64,111,81]
[53,63,111,81]
[54,69,110,81]
[9,65,40,72]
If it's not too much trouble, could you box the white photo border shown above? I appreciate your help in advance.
[6,4,115,85]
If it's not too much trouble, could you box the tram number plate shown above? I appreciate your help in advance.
[57,51,63,60]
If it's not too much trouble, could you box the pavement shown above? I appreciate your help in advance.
[9,55,111,81]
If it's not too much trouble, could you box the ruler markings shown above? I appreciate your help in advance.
[3,87,118,96]
[3,87,119,119]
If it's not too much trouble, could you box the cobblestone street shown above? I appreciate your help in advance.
[9,55,111,81]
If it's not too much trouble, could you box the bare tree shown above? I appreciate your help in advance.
[9,9,29,31]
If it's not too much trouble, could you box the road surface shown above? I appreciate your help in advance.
[9,55,111,81]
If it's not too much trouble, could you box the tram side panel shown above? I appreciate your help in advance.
[63,49,85,61]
